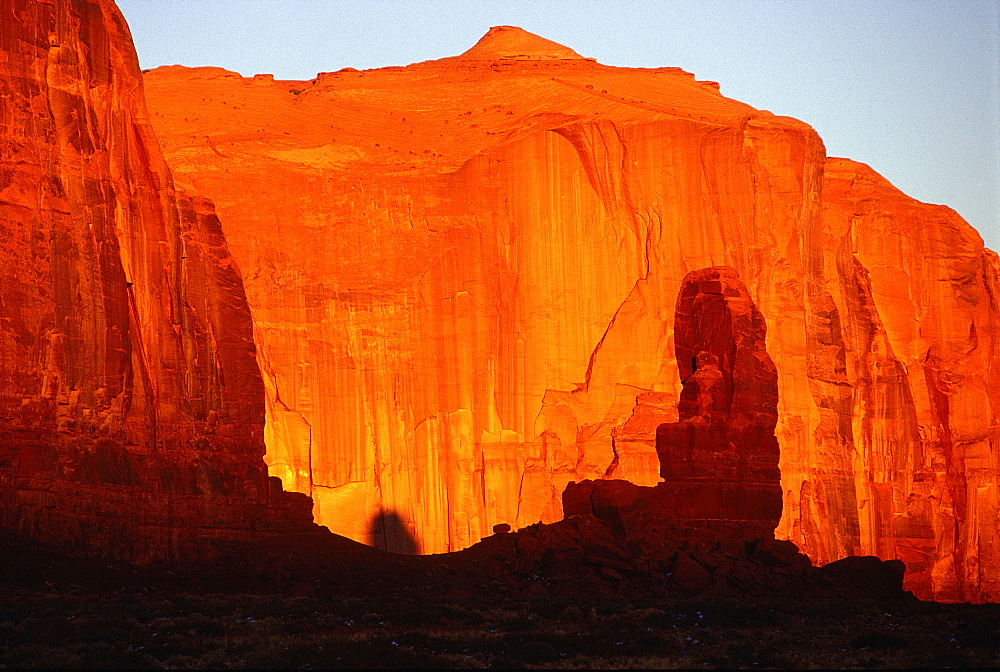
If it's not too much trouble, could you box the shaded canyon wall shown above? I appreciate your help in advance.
[142,28,1000,601]
[0,0,313,563]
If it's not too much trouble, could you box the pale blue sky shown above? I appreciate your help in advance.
[118,0,999,250]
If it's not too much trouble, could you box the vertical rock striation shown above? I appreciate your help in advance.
[517,271,906,602]
[0,0,313,563]
[141,27,1000,600]
[811,158,1000,602]
[564,266,782,547]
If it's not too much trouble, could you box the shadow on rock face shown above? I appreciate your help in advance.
[505,267,915,602]
[368,510,419,554]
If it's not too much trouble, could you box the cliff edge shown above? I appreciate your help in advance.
[0,0,315,563]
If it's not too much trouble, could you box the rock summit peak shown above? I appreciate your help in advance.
[459,26,584,61]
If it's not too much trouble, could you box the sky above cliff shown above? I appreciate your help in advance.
[118,0,999,251]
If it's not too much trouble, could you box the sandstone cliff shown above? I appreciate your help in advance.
[0,0,313,563]
[142,26,1000,601]
[565,266,783,548]
[509,267,906,601]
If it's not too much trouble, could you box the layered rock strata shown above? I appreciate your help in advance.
[142,26,1000,601]
[0,0,313,563]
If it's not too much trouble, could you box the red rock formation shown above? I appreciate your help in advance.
[0,0,313,563]
[809,158,1000,603]
[140,26,1000,601]
[564,267,781,548]
[656,266,783,540]
[140,27,773,556]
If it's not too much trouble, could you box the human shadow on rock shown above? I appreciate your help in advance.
[368,509,419,554]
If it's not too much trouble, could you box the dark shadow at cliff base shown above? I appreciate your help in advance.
[368,509,419,554]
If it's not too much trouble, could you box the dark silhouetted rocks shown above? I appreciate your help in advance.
[511,268,912,601]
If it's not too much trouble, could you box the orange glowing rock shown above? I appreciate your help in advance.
[0,0,313,563]
[564,266,782,547]
[807,158,1000,603]
[459,25,585,61]
[510,271,908,600]
[142,27,1000,601]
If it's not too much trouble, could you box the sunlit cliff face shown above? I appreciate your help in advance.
[142,26,1000,602]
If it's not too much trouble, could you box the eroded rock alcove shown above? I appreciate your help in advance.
[142,26,1000,601]
[2,1,998,604]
